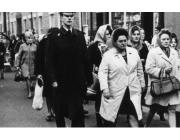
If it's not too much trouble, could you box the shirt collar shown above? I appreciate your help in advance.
[62,25,72,32]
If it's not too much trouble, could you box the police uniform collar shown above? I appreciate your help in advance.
[62,26,72,32]
[60,26,77,36]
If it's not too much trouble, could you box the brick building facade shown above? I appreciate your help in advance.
[0,12,82,36]
[0,12,180,45]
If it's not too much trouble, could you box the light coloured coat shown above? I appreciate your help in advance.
[98,47,145,122]
[145,47,180,106]
[16,43,37,78]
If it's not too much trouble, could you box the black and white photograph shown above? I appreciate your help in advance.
[1,0,180,140]
[1,11,180,127]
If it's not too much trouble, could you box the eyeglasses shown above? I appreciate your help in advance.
[63,14,74,18]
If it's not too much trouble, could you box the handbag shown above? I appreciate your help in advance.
[150,68,180,97]
[14,68,23,82]
[32,76,44,111]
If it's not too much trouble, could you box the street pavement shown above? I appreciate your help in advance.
[0,72,169,127]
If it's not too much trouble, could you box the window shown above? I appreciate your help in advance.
[112,12,124,29]
[126,12,141,29]
[112,12,141,31]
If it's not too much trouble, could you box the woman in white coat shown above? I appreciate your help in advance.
[145,29,180,127]
[98,28,145,127]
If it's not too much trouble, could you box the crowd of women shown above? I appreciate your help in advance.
[1,23,180,127]
[88,24,180,127]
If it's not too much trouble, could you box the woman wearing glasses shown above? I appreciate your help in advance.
[87,24,113,127]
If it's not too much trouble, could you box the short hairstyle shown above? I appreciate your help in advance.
[155,26,162,31]
[60,12,76,16]
[171,32,178,44]
[112,28,129,42]
[158,28,171,39]
[130,25,140,35]
[157,28,172,47]
[25,30,33,37]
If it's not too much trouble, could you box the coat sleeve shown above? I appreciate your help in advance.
[15,44,24,67]
[87,44,94,73]
[81,33,93,86]
[98,53,109,91]
[136,51,145,88]
[34,39,45,76]
[45,35,57,84]
[145,49,161,79]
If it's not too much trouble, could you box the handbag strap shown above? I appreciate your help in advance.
[159,68,165,91]
[167,73,176,90]
[160,69,176,92]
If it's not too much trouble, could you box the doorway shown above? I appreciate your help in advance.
[141,12,153,43]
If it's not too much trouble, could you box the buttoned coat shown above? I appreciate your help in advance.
[46,27,93,119]
[98,47,145,122]
[145,47,180,106]
[16,43,37,78]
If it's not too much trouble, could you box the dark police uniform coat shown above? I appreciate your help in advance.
[0,42,6,69]
[35,35,51,97]
[46,26,93,119]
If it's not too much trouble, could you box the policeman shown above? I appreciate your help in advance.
[46,12,93,127]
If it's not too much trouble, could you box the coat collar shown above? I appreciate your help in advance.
[112,47,132,56]
[111,47,133,65]
[59,26,78,36]
[156,47,176,65]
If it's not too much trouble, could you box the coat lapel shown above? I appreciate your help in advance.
[157,47,172,65]
[113,48,128,73]
[126,47,134,72]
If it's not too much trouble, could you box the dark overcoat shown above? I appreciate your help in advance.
[35,36,51,97]
[0,42,6,69]
[87,41,102,73]
[46,26,93,119]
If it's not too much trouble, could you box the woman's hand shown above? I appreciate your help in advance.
[102,89,112,99]
[164,67,172,75]
[52,81,58,88]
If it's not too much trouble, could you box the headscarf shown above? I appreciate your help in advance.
[94,24,112,44]
[94,24,113,54]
